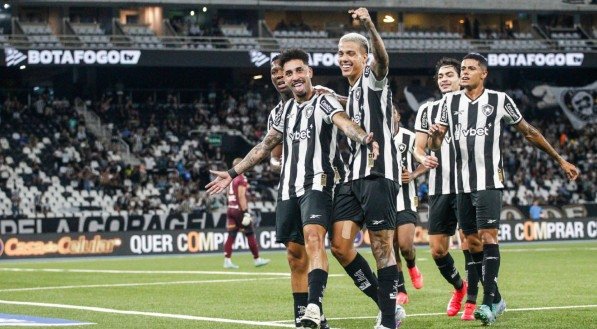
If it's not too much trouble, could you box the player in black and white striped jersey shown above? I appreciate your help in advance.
[207,48,378,329]
[430,53,580,325]
[392,106,427,309]
[413,58,480,321]
[329,7,401,329]
[267,55,293,173]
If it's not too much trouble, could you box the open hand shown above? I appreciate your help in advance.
[205,170,233,195]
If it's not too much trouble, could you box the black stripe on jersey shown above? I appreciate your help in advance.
[303,102,316,190]
[484,92,499,187]
[450,94,465,193]
[369,88,386,177]
[466,101,479,191]
[388,89,399,180]
[355,80,368,179]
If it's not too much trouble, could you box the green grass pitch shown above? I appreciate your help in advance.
[0,241,595,328]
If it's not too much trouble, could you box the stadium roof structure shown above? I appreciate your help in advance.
[13,0,597,13]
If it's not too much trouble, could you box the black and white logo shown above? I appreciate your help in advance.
[304,105,314,119]
[563,89,595,122]
[398,143,407,153]
[481,104,494,117]
[250,50,269,67]
[4,47,27,67]
[5,48,141,66]
[420,107,428,130]
[354,87,362,101]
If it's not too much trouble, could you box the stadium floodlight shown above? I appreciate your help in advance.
[190,10,195,16]
[203,6,207,12]
[383,15,395,23]
[3,3,9,9]
[253,74,263,80]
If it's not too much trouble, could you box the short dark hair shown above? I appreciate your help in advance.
[434,57,461,78]
[463,52,488,69]
[278,48,309,69]
[271,53,280,64]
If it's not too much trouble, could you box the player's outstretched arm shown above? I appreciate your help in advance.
[514,119,580,181]
[332,111,380,160]
[206,129,283,194]
[313,85,348,107]
[349,7,388,79]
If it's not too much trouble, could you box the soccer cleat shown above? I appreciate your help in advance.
[492,298,506,318]
[474,304,496,325]
[408,266,424,289]
[320,314,330,329]
[300,303,321,328]
[396,292,409,305]
[223,259,239,269]
[447,281,467,316]
[461,302,476,321]
[254,258,271,267]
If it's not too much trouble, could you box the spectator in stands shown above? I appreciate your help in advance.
[529,199,543,220]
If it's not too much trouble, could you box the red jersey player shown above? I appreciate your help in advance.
[224,158,270,269]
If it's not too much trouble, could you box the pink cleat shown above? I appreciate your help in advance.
[408,266,424,289]
[461,302,476,321]
[447,281,467,316]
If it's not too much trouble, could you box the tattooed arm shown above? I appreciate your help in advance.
[331,111,379,160]
[349,7,388,79]
[206,129,283,194]
[514,119,579,180]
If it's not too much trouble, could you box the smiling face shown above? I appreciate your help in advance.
[337,40,368,84]
[436,65,460,94]
[460,58,487,90]
[270,59,289,95]
[283,59,313,101]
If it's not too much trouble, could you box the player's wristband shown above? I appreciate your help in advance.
[227,168,239,179]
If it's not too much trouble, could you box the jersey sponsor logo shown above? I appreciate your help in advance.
[319,97,335,115]
[440,101,448,123]
[504,101,521,121]
[288,125,313,141]
[481,104,494,116]
[454,123,491,140]
[304,105,314,119]
[420,107,429,130]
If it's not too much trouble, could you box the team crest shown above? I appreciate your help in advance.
[304,105,314,119]
[481,104,494,116]
[398,143,407,153]
[354,87,362,101]
[352,113,362,125]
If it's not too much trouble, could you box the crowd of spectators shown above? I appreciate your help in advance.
[0,82,594,218]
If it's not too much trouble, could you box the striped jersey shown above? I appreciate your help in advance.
[267,100,284,132]
[271,93,345,200]
[344,66,399,182]
[394,128,417,212]
[414,100,457,195]
[437,89,523,193]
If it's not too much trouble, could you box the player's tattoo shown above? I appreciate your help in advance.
[370,230,397,269]
[234,131,283,174]
[517,120,563,163]
[344,120,369,145]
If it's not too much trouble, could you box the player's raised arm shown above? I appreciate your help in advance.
[513,119,580,181]
[349,7,388,79]
[205,128,283,194]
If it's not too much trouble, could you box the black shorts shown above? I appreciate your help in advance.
[332,176,399,231]
[427,194,458,236]
[275,189,333,245]
[226,208,254,234]
[396,210,417,227]
[457,189,503,235]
